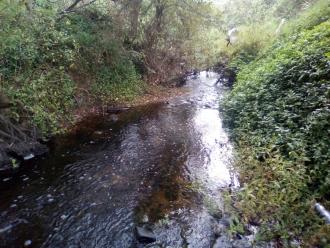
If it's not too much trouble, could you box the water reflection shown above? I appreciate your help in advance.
[194,108,232,188]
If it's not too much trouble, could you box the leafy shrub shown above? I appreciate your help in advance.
[281,0,330,32]
[223,12,330,245]
[0,7,77,78]
[0,4,144,135]
[272,0,319,18]
[92,62,146,103]
[215,22,278,72]
[216,0,329,74]
[62,10,145,103]
[3,68,76,134]
[0,3,77,134]
[231,140,325,243]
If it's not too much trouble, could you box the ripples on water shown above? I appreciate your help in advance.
[0,72,237,248]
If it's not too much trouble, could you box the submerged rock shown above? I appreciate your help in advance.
[94,131,103,135]
[0,141,48,173]
[136,226,156,243]
[213,219,230,236]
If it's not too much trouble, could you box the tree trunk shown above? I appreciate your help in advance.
[129,0,143,40]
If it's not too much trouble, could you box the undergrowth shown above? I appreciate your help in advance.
[0,3,144,135]
[222,1,330,246]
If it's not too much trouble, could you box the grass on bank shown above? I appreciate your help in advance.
[222,0,330,246]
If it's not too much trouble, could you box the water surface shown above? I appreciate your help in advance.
[0,72,237,248]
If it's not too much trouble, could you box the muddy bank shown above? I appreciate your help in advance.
[71,84,188,126]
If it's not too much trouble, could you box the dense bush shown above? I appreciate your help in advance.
[223,6,330,245]
[61,10,145,103]
[0,3,144,135]
[0,0,221,135]
[282,0,330,33]
[215,0,329,73]
[92,62,145,103]
[227,23,278,72]
[0,5,77,134]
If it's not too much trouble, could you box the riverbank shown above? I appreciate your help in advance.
[0,83,187,174]
[70,84,188,127]
[1,1,198,175]
[221,1,330,245]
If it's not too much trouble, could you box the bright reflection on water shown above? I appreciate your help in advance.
[194,108,232,187]
[189,71,236,189]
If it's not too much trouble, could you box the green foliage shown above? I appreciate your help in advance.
[92,63,146,103]
[0,3,144,135]
[212,0,282,70]
[5,69,76,134]
[223,7,330,245]
[234,141,322,240]
[271,0,319,18]
[61,9,146,102]
[228,22,278,70]
[0,2,77,134]
[213,0,328,71]
[282,0,330,33]
[1,0,219,135]
[0,5,76,78]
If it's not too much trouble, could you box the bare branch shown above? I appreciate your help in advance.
[59,0,97,15]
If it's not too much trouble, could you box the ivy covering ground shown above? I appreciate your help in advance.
[223,4,330,246]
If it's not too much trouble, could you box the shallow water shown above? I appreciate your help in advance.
[0,72,238,248]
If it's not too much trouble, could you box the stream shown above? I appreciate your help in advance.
[0,72,250,248]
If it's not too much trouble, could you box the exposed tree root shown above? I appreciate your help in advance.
[0,113,47,171]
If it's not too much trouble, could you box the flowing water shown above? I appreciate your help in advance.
[0,72,241,248]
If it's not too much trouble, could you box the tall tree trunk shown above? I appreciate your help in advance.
[129,0,142,41]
